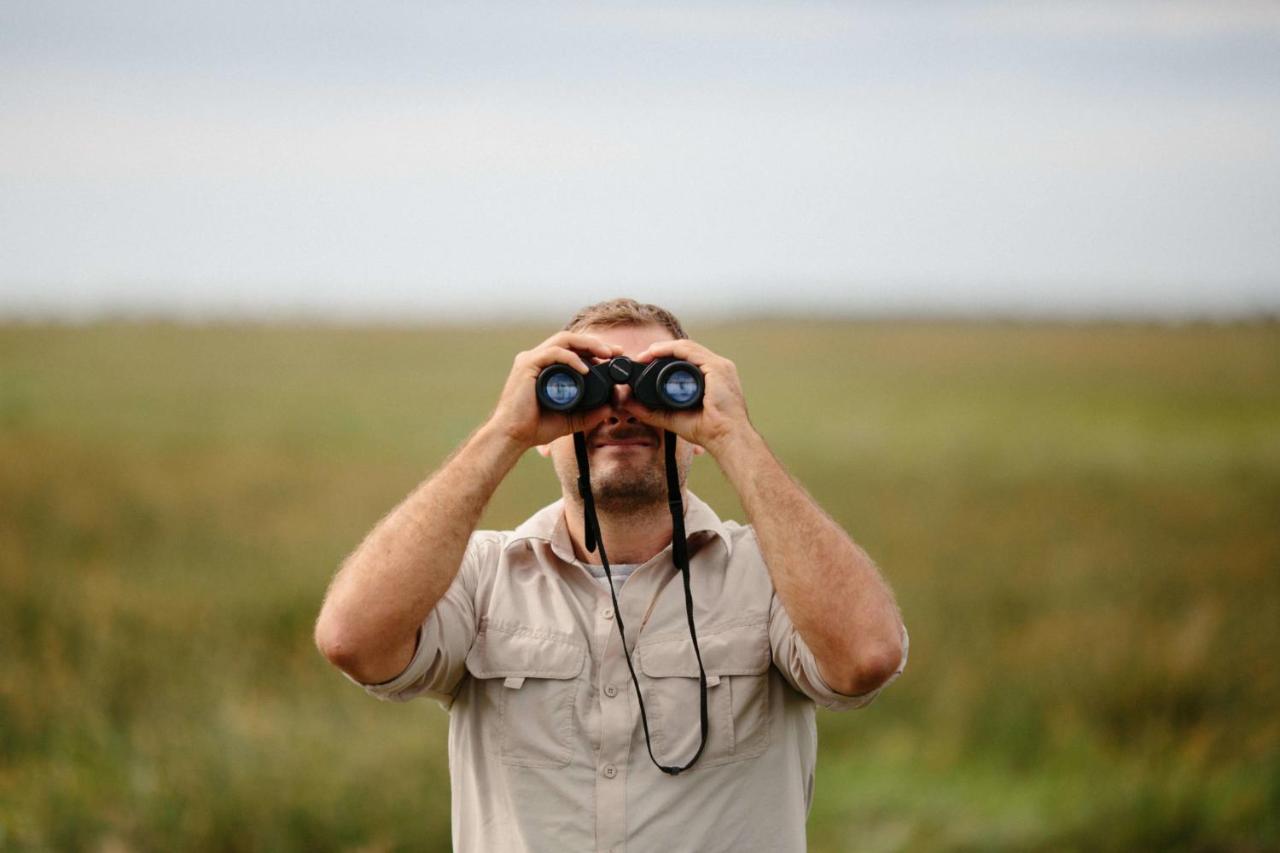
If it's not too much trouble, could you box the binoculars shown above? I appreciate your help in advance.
[536,356,704,413]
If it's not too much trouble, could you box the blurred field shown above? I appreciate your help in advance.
[1,319,1278,852]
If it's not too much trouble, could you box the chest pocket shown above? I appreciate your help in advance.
[465,622,587,768]
[636,622,772,768]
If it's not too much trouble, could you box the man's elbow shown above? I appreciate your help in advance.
[314,609,358,671]
[315,606,417,686]
[833,632,904,697]
[314,587,376,669]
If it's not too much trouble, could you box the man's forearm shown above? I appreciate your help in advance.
[315,421,525,684]
[712,428,904,696]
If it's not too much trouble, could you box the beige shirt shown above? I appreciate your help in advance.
[355,493,908,852]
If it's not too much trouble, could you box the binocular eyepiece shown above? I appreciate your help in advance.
[536,356,704,413]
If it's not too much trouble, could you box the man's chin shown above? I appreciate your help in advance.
[590,470,667,514]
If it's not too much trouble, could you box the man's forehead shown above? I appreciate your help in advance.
[577,323,675,353]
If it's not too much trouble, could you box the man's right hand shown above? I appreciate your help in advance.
[487,331,623,448]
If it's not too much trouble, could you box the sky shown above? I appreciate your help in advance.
[2,1,1279,321]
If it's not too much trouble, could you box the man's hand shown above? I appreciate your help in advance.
[488,331,623,448]
[622,339,753,456]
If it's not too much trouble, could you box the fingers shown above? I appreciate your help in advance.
[527,345,590,374]
[634,338,716,367]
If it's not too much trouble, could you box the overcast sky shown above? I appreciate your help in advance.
[2,1,1278,320]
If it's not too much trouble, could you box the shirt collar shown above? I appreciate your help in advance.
[506,490,733,564]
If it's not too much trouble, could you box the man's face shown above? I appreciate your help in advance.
[540,323,698,514]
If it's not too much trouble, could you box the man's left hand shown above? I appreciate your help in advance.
[623,339,754,456]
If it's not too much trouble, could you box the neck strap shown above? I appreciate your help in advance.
[572,429,708,775]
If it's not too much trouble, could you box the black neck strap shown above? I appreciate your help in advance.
[573,430,709,775]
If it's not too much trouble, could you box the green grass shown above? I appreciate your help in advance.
[2,319,1278,851]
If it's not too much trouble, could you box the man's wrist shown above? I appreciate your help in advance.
[706,423,768,471]
[468,419,531,471]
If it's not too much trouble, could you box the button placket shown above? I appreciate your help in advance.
[592,555,673,852]
[595,593,632,853]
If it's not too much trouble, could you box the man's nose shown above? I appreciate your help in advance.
[606,385,638,424]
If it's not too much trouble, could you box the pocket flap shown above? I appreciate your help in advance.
[638,623,771,679]
[465,624,586,681]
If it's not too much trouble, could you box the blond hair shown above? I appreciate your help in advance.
[563,297,687,340]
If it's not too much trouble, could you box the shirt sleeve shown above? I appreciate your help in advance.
[768,591,909,712]
[347,531,501,708]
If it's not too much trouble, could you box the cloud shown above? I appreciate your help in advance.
[567,2,865,43]
[975,0,1280,41]
[1,1,1278,315]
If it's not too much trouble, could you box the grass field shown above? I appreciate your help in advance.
[2,319,1278,851]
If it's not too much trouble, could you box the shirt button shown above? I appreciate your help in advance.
[603,764,617,778]
[601,607,615,620]
[604,684,618,698]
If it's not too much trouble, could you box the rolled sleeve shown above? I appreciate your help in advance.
[349,531,500,708]
[768,594,909,711]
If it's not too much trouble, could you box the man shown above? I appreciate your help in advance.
[315,298,908,852]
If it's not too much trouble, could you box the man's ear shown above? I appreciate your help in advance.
[536,443,552,458]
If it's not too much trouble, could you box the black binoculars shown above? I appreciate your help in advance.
[536,356,704,413]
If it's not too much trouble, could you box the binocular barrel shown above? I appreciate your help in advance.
[536,356,704,413]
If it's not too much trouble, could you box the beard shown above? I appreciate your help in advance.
[590,456,668,514]
[554,424,692,516]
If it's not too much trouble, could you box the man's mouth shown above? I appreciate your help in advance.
[592,429,658,449]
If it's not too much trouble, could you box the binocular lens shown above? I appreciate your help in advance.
[662,368,701,406]
[543,372,581,407]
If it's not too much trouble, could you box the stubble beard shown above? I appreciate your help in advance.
[590,458,668,515]
[556,442,690,517]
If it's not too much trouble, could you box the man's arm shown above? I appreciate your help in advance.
[715,430,904,696]
[314,425,523,684]
[624,339,904,697]
[314,331,622,685]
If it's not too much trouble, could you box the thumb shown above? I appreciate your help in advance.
[567,407,613,435]
[623,401,697,439]
[621,400,672,430]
